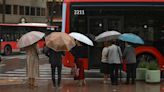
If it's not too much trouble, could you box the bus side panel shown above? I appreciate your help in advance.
[135,46,164,71]
[65,2,70,33]
[1,42,19,53]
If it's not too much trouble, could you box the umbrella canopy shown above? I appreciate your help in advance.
[17,31,45,48]
[118,33,144,44]
[69,32,94,46]
[45,32,76,51]
[95,30,121,42]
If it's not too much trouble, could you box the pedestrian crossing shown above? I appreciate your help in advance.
[0,64,72,80]
[0,54,103,80]
[0,63,103,80]
[2,54,46,60]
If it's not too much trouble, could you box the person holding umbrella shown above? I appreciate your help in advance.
[100,41,110,84]
[69,32,94,86]
[118,33,144,84]
[44,32,75,87]
[71,40,87,86]
[17,31,45,87]
[107,40,122,85]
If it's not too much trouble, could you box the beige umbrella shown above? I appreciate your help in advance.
[17,31,45,48]
[45,32,76,51]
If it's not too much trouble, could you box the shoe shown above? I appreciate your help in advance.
[125,82,129,85]
[53,82,56,87]
[131,81,136,84]
[83,80,86,86]
[103,81,107,84]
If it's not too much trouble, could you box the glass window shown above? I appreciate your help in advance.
[5,5,11,14]
[25,6,30,15]
[0,4,2,14]
[36,7,40,16]
[31,7,35,16]
[13,5,18,14]
[41,8,45,16]
[19,6,24,15]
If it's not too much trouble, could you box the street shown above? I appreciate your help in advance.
[0,54,164,92]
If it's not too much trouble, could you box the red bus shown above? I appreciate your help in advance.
[62,0,164,71]
[0,23,58,55]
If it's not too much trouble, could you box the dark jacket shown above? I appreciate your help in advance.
[45,48,64,66]
[71,46,87,66]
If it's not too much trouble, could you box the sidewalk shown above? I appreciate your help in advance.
[0,79,163,92]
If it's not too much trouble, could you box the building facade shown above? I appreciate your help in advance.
[0,0,47,23]
[47,0,62,29]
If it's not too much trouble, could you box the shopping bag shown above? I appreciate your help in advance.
[62,51,75,67]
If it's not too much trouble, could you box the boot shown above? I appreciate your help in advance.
[82,80,86,86]
[28,78,32,86]
[32,78,37,87]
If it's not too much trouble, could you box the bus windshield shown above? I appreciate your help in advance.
[70,3,164,54]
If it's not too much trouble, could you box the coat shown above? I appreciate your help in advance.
[25,43,39,78]
[123,45,136,64]
[45,47,64,67]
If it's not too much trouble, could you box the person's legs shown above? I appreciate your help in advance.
[57,65,62,86]
[126,64,130,84]
[109,64,115,85]
[131,63,136,84]
[51,66,56,87]
[114,64,119,85]
[28,78,32,86]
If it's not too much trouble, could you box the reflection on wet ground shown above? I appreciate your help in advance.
[0,79,164,92]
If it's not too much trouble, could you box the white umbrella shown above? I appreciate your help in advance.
[17,31,45,48]
[69,32,94,46]
[95,30,121,42]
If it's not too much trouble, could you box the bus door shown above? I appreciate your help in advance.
[87,16,123,69]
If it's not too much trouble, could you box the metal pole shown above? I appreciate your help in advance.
[50,0,55,26]
[2,0,6,23]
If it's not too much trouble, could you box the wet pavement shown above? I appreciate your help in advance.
[0,79,164,92]
[0,54,164,92]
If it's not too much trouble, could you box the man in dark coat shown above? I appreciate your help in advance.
[45,47,64,87]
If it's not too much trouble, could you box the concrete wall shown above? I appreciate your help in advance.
[0,0,47,23]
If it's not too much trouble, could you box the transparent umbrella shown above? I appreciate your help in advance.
[95,30,121,42]
[17,31,45,48]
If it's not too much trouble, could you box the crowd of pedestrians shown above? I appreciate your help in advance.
[100,40,137,85]
[23,40,136,88]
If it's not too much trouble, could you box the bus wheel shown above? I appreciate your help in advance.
[4,45,12,55]
[136,53,157,67]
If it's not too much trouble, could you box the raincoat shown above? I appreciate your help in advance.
[25,43,39,78]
